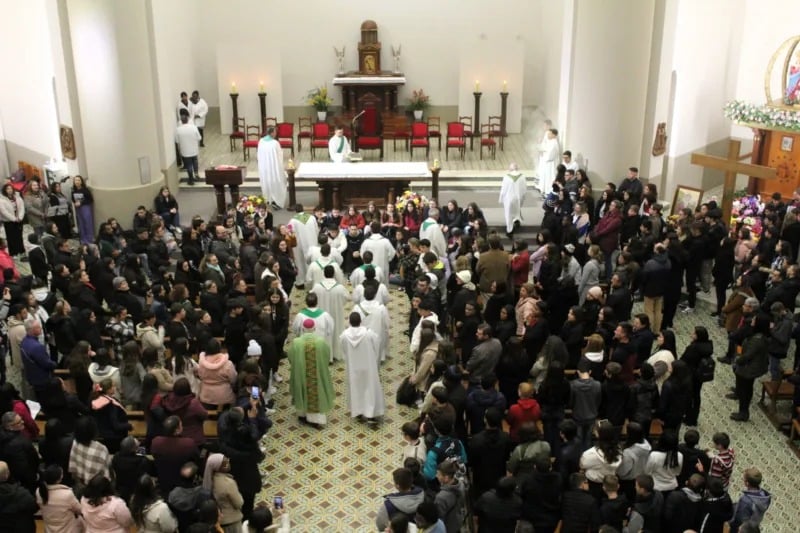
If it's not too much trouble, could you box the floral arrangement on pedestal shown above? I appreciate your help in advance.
[306,85,334,111]
[731,190,764,238]
[237,194,268,215]
[724,100,800,131]
[407,89,431,112]
[395,190,428,213]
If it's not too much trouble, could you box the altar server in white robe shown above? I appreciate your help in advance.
[190,90,209,146]
[307,235,343,266]
[257,126,287,209]
[360,221,395,280]
[306,243,345,287]
[419,207,447,259]
[350,255,384,287]
[499,163,528,235]
[310,265,350,362]
[287,204,319,288]
[328,126,352,163]
[341,312,385,423]
[352,275,390,306]
[353,284,390,362]
[536,128,560,196]
[291,292,335,362]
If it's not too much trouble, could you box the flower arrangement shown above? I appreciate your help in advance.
[731,190,764,238]
[407,89,431,111]
[237,194,268,215]
[306,85,334,111]
[724,100,800,131]
[395,190,428,212]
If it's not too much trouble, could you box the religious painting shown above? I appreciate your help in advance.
[781,135,794,151]
[652,122,667,156]
[363,54,377,74]
[786,47,800,105]
[59,125,76,160]
[671,185,703,216]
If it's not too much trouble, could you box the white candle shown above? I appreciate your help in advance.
[231,82,237,94]
[259,81,265,93]
[474,80,480,92]
[503,80,508,92]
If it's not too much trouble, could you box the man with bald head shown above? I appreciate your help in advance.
[0,459,37,531]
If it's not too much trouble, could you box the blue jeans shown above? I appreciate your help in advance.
[769,355,784,381]
[182,155,198,181]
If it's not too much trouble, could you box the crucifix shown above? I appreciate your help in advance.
[690,139,777,223]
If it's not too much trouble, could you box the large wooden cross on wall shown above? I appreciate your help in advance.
[690,139,777,223]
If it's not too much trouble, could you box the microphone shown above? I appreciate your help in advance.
[352,110,366,127]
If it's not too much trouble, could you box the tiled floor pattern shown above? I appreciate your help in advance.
[256,288,800,531]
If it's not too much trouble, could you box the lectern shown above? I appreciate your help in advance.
[204,166,245,220]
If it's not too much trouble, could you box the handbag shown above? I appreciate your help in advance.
[395,376,417,406]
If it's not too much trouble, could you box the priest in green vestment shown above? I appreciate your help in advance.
[328,126,351,163]
[287,318,335,428]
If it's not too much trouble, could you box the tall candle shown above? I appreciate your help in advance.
[259,81,265,93]
[503,80,508,92]
[231,82,237,94]
[474,80,480,92]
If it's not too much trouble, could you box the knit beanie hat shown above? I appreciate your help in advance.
[247,339,262,357]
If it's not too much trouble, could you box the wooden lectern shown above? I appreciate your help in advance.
[204,166,245,220]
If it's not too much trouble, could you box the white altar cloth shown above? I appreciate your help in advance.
[295,162,431,179]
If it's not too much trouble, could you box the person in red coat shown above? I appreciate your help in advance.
[339,205,366,230]
[506,382,541,443]
[510,240,531,299]
[589,199,623,280]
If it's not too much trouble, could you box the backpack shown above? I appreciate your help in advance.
[430,436,469,488]
[697,356,716,383]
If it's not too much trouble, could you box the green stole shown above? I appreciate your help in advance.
[337,136,345,153]
[293,212,311,223]
[300,308,324,318]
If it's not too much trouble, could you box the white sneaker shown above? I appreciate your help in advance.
[681,307,695,313]
[273,374,283,383]
[264,407,276,416]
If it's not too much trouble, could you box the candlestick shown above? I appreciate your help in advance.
[259,81,265,93]
[503,80,508,92]
[474,80,480,92]
[231,82,237,94]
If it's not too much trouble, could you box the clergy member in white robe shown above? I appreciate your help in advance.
[287,205,319,288]
[352,280,390,306]
[350,261,384,287]
[340,312,385,422]
[291,293,335,360]
[536,128,560,196]
[310,267,350,362]
[353,285,390,362]
[328,126,351,163]
[419,207,447,259]
[306,246,345,287]
[257,127,287,208]
[307,241,344,266]
[360,222,395,279]
[499,163,527,234]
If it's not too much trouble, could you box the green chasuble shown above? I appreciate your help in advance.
[287,333,334,413]
[293,212,311,224]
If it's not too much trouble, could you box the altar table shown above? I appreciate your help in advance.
[287,162,440,210]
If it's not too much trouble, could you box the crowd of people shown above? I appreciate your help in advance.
[0,157,790,532]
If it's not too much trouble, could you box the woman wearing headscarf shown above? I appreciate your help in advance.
[203,453,244,533]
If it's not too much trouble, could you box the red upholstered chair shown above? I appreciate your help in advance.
[243,124,261,161]
[229,117,245,152]
[459,116,474,150]
[311,122,331,160]
[410,122,430,159]
[355,107,384,160]
[276,122,295,157]
[445,122,466,161]
[297,116,312,151]
[488,115,504,150]
[479,123,497,160]
[427,117,442,150]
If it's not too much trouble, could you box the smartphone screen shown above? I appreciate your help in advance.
[274,496,283,509]
[251,386,260,399]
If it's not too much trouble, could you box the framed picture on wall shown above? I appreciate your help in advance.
[59,125,76,160]
[781,135,794,152]
[671,185,704,216]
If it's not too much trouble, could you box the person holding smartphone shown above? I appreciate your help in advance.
[241,500,291,532]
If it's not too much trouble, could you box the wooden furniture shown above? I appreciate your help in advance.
[333,75,406,112]
[410,122,430,159]
[229,117,245,152]
[289,162,440,209]
[311,123,331,160]
[760,375,794,415]
[427,117,442,150]
[205,166,245,220]
[276,122,295,157]
[243,124,260,161]
[459,116,474,150]
[385,114,410,151]
[297,116,312,151]
[446,122,466,161]
[488,115,504,150]
[479,124,497,160]
[354,97,384,160]
[358,20,381,74]
[264,116,278,135]
[747,127,800,197]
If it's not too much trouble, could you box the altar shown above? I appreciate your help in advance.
[333,75,406,112]
[288,162,440,210]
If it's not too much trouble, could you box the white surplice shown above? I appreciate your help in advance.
[349,263,385,287]
[257,136,286,207]
[328,135,351,162]
[310,279,350,361]
[360,234,395,279]
[340,326,385,419]
[287,212,319,287]
[306,256,345,287]
[291,307,334,361]
[352,282,390,306]
[536,136,560,195]
[353,298,390,362]
[499,171,528,233]
[306,245,343,266]
[419,217,447,258]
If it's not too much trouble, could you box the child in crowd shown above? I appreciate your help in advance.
[401,421,427,464]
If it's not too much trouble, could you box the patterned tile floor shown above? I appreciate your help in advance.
[256,288,800,532]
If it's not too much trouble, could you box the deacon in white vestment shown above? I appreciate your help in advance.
[537,128,560,195]
[176,92,190,123]
[291,295,335,361]
[352,280,390,305]
[306,249,345,287]
[190,91,208,146]
[360,223,395,279]
[419,208,447,259]
[287,206,319,288]
[340,313,385,421]
[353,286,390,362]
[350,261,384,287]
[328,126,352,163]
[310,270,350,362]
[307,241,344,266]
[499,163,528,234]
[257,127,287,208]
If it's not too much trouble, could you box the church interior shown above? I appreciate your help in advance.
[1,0,800,531]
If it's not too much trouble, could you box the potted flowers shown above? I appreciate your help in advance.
[407,89,430,120]
[307,85,334,121]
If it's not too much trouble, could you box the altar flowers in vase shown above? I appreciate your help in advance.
[731,192,764,239]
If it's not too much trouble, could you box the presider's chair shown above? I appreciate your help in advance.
[410,122,430,160]
[229,117,245,152]
[311,122,331,160]
[355,106,384,160]
[276,122,295,157]
[479,123,497,160]
[427,117,442,150]
[445,122,466,161]
[243,124,261,161]
[488,115,504,151]
[297,116,312,152]
[459,116,474,150]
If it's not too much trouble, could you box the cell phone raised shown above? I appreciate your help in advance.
[274,496,283,509]
[251,386,260,400]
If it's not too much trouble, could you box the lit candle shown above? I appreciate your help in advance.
[231,82,237,94]
[503,80,508,92]
[474,80,480,92]
[259,81,265,93]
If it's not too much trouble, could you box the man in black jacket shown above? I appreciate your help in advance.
[0,460,36,532]
[519,457,562,531]
[561,472,600,532]
[762,264,800,312]
[606,273,632,322]
[0,412,40,494]
[467,407,511,498]
[641,243,671,333]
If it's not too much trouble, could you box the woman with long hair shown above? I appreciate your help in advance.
[645,429,683,493]
[579,420,622,499]
[578,184,595,225]
[140,373,163,448]
[266,287,290,358]
[680,325,713,427]
[38,377,90,435]
[130,473,179,532]
[47,181,72,238]
[402,201,421,236]
[119,340,146,408]
[616,421,652,502]
[154,186,180,230]
[380,202,401,236]
[36,464,82,533]
[464,202,487,237]
[530,229,552,280]
[440,199,462,236]
[731,313,770,422]
[90,378,132,454]
[657,359,692,430]
[0,183,25,256]
[536,360,571,454]
[80,474,133,531]
[71,175,95,245]
[271,237,297,296]
[168,336,200,393]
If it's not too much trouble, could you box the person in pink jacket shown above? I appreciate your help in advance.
[36,465,83,533]
[197,339,237,408]
[80,473,133,533]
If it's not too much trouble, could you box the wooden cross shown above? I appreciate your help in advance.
[690,139,776,223]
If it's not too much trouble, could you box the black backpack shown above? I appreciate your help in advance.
[697,356,716,383]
